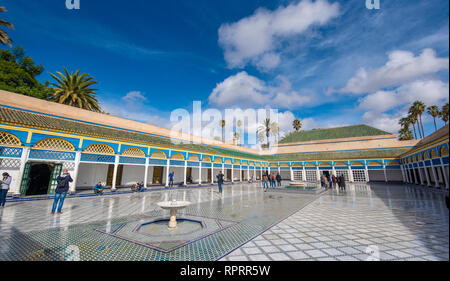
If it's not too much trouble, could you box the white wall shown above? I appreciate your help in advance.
[121,165,146,186]
[368,170,385,182]
[77,163,109,187]
[386,170,403,182]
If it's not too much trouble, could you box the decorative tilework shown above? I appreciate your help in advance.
[29,149,75,161]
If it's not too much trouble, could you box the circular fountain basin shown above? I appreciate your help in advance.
[289,181,306,187]
[157,201,191,229]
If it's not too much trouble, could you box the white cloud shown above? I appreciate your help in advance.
[208,72,313,109]
[362,111,402,134]
[122,91,147,103]
[218,0,340,69]
[342,48,449,94]
[358,80,449,113]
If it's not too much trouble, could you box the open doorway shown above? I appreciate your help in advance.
[26,163,53,195]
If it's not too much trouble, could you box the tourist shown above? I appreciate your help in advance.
[138,181,145,192]
[186,175,193,184]
[332,174,337,188]
[270,173,275,188]
[216,171,224,193]
[320,174,326,188]
[169,171,174,187]
[0,172,12,207]
[340,175,346,191]
[51,169,73,215]
[276,173,282,187]
[94,181,104,195]
[262,173,269,192]
[336,175,341,189]
[327,174,332,189]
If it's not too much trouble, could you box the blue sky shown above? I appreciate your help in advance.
[2,0,449,147]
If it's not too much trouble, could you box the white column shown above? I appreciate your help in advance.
[422,162,431,186]
[183,160,187,186]
[211,166,214,184]
[12,147,30,196]
[111,155,119,191]
[231,165,234,183]
[418,164,424,185]
[440,158,449,189]
[332,166,336,177]
[165,159,170,187]
[278,166,281,175]
[382,165,387,183]
[290,166,294,181]
[364,165,370,182]
[222,163,225,181]
[400,165,407,183]
[247,166,250,180]
[430,162,439,187]
[69,151,81,193]
[240,166,242,182]
[198,162,202,185]
[143,157,149,188]
[348,166,354,182]
[302,166,306,182]
[253,166,256,180]
[316,166,320,181]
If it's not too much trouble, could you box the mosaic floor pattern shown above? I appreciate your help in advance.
[0,183,448,261]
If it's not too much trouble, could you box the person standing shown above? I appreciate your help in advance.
[51,169,73,215]
[262,173,269,192]
[276,173,282,187]
[270,174,275,188]
[217,171,224,193]
[0,172,12,207]
[332,174,337,189]
[169,171,174,187]
[327,174,332,189]
[340,174,346,191]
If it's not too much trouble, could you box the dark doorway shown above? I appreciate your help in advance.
[26,163,53,195]
[226,169,232,181]
[207,169,211,183]
[323,171,331,178]
[152,166,164,185]
[106,164,124,186]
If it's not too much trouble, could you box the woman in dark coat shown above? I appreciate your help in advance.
[340,175,346,190]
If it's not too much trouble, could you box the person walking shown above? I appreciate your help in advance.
[327,174,332,189]
[51,169,73,215]
[0,172,12,207]
[169,171,174,187]
[262,173,269,192]
[276,173,282,187]
[332,174,337,189]
[217,171,224,193]
[270,174,275,188]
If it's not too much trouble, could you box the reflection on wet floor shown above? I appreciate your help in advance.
[0,182,448,261]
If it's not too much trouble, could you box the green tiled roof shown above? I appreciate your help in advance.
[0,106,261,160]
[279,125,392,144]
[0,106,411,161]
[263,148,411,161]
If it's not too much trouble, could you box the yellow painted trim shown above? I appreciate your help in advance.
[26,131,32,143]
[79,138,83,149]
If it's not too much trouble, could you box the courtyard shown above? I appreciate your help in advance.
[0,182,448,261]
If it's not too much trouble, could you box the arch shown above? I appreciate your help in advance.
[292,162,302,167]
[202,156,212,162]
[386,160,400,166]
[84,143,114,154]
[34,137,75,151]
[280,163,290,168]
[305,162,316,167]
[233,160,241,165]
[256,162,262,167]
[430,149,438,159]
[121,147,145,157]
[351,161,365,167]
[319,162,332,167]
[242,161,248,166]
[270,163,278,167]
[214,157,223,163]
[0,131,21,146]
[440,145,449,157]
[417,154,423,161]
[188,154,200,161]
[224,159,232,164]
[334,161,348,167]
[249,162,255,166]
[150,150,167,159]
[171,152,185,160]
[367,160,382,166]
[423,152,430,160]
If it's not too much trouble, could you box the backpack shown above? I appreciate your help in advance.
[57,176,67,189]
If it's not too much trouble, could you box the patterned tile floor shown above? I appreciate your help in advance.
[0,182,448,261]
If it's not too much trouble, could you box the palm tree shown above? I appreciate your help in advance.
[49,68,101,112]
[412,101,426,138]
[427,105,440,132]
[398,127,413,141]
[0,6,14,47]
[236,119,242,146]
[258,118,277,149]
[293,119,302,132]
[399,117,411,130]
[440,102,449,125]
[220,119,226,142]
[407,114,418,140]
[233,132,240,145]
